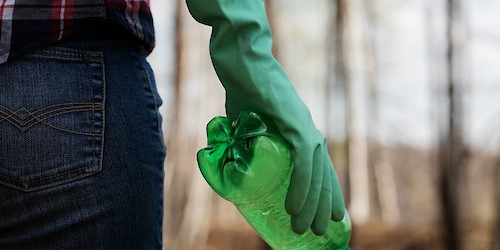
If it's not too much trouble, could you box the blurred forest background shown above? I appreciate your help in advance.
[149,0,500,249]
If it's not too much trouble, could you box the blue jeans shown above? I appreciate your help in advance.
[0,38,166,249]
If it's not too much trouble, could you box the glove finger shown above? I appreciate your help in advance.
[285,148,313,216]
[311,160,332,235]
[325,149,346,221]
[291,144,324,234]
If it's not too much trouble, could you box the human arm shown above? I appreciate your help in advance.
[186,0,345,235]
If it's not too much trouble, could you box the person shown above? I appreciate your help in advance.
[0,0,345,248]
[0,1,165,249]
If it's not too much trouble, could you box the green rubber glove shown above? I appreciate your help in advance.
[186,0,346,235]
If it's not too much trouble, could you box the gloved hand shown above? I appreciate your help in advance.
[186,0,346,235]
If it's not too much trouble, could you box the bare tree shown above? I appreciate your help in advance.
[495,140,500,250]
[164,1,184,248]
[339,0,371,224]
[363,0,400,225]
[438,0,466,249]
[166,0,227,248]
[331,0,350,206]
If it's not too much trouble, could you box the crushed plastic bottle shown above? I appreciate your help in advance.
[197,111,351,250]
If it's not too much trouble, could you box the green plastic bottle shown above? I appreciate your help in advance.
[197,111,351,250]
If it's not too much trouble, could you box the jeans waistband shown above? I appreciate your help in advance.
[46,36,147,56]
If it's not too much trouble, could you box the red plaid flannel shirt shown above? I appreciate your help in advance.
[0,0,155,64]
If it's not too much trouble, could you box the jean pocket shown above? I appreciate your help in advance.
[0,46,105,192]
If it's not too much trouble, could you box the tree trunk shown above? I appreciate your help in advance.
[333,0,351,208]
[438,0,464,249]
[363,1,400,225]
[342,0,371,224]
[372,148,400,224]
[163,0,183,248]
[495,148,500,250]
[166,0,228,248]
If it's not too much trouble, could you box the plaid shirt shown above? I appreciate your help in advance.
[0,0,154,64]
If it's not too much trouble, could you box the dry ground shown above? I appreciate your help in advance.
[202,221,495,250]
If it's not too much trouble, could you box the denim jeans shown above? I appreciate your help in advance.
[0,38,166,249]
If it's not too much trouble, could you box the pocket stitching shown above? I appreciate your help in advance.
[0,103,103,135]
[87,57,96,175]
